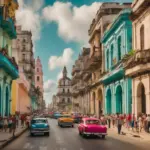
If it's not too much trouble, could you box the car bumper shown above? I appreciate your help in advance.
[59,122,73,126]
[83,132,107,136]
[30,129,49,133]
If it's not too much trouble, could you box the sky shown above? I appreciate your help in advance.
[16,0,132,105]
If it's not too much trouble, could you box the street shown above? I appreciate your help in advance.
[3,119,150,150]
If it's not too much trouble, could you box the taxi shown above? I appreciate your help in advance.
[58,114,74,127]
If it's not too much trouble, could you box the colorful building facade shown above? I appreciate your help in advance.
[11,67,30,114]
[0,0,19,116]
[101,9,132,114]
[125,0,150,116]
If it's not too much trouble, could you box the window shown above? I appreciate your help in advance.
[37,76,40,81]
[111,44,114,66]
[63,89,65,93]
[118,36,121,61]
[22,54,26,60]
[106,50,109,70]
[140,25,145,50]
[68,89,70,93]
[68,98,70,103]
[62,98,65,103]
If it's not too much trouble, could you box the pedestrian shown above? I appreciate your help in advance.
[107,115,111,128]
[146,114,150,133]
[8,115,13,133]
[12,115,16,137]
[116,114,123,134]
[20,114,25,128]
[26,115,30,129]
[138,115,143,132]
[3,116,8,132]
[112,114,116,128]
[15,114,19,128]
[131,114,135,131]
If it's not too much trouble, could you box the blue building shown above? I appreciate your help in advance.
[0,1,19,116]
[101,9,132,114]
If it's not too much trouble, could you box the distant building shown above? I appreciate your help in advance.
[56,67,72,112]
[35,56,44,109]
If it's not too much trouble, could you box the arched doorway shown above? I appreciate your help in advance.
[92,92,96,114]
[5,87,9,116]
[137,83,146,114]
[97,89,103,115]
[106,89,111,114]
[116,85,123,113]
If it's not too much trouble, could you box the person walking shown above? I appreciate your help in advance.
[8,115,13,133]
[107,115,111,128]
[3,116,8,132]
[12,115,16,137]
[16,114,19,128]
[116,114,123,134]
[146,114,150,133]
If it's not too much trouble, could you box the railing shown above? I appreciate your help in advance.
[124,49,150,69]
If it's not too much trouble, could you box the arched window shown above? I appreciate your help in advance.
[68,98,70,103]
[68,89,70,93]
[111,44,114,66]
[106,50,109,70]
[63,89,65,93]
[140,25,145,50]
[37,76,40,81]
[62,98,65,103]
[118,36,121,61]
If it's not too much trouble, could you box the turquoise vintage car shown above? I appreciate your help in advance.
[30,118,50,136]
[53,113,62,119]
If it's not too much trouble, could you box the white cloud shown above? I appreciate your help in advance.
[43,2,102,44]
[44,80,56,93]
[57,71,63,80]
[48,48,74,70]
[16,0,43,41]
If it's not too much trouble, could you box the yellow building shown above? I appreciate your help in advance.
[11,70,31,114]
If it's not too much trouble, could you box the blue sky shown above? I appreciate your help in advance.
[16,0,132,105]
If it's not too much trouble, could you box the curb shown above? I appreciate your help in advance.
[0,128,27,149]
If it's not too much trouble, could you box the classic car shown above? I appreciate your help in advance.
[53,112,62,119]
[58,114,74,127]
[30,118,50,136]
[78,118,107,138]
[72,115,82,123]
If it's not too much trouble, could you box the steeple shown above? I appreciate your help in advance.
[63,66,67,78]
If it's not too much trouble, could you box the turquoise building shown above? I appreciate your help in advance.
[0,2,19,116]
[101,9,132,114]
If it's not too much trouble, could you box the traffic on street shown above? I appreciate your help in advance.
[3,118,150,150]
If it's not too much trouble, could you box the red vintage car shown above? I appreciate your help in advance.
[78,118,107,139]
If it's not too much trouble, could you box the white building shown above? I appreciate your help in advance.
[56,67,72,112]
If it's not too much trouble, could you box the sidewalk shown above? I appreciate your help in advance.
[0,126,27,149]
[108,125,150,141]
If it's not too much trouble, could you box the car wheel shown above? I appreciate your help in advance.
[30,133,34,136]
[46,132,49,136]
[102,135,105,139]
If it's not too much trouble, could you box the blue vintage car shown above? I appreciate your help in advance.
[30,118,50,136]
[53,113,62,119]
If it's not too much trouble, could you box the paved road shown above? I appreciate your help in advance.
[3,119,150,150]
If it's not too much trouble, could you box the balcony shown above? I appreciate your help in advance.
[0,48,18,79]
[56,92,72,97]
[125,49,150,77]
[85,51,101,71]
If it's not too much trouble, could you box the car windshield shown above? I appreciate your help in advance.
[86,120,100,125]
[31,119,47,124]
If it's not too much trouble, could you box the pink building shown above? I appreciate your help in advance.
[35,56,44,107]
